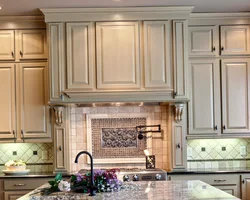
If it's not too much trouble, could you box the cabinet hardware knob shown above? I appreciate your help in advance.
[14,183,26,186]
[214,179,226,182]
[214,125,218,130]
[176,143,181,149]
[11,51,14,58]
[21,130,25,142]
[20,50,23,57]
[173,92,177,97]
[243,179,245,184]
[60,94,63,100]
[223,125,226,130]
[221,47,224,51]
[213,47,216,51]
[59,146,62,151]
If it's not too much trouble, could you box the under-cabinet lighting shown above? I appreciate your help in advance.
[0,7,2,10]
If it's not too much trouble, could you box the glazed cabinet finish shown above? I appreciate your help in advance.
[221,59,250,134]
[66,22,95,91]
[4,191,28,200]
[17,29,47,60]
[0,64,16,139]
[143,21,172,90]
[96,22,140,90]
[188,26,217,56]
[220,25,250,55]
[17,63,50,139]
[188,60,221,135]
[0,31,15,60]
[242,175,250,200]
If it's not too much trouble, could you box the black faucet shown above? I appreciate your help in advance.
[74,151,96,196]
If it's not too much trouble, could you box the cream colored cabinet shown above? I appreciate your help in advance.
[96,22,141,90]
[17,63,51,140]
[220,25,250,55]
[188,26,218,56]
[221,59,250,134]
[17,29,47,60]
[4,191,28,200]
[0,64,16,139]
[143,21,172,90]
[242,175,250,200]
[188,60,221,135]
[0,63,51,142]
[65,22,95,91]
[0,31,15,60]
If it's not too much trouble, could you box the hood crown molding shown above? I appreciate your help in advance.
[40,6,194,22]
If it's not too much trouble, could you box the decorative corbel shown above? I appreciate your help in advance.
[53,106,65,126]
[174,104,184,123]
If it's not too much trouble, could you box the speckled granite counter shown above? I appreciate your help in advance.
[168,167,250,174]
[18,180,239,200]
[0,172,71,178]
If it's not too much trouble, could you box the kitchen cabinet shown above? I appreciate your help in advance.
[168,174,240,198]
[188,59,221,135]
[0,31,15,60]
[241,174,250,200]
[5,191,28,200]
[96,21,141,90]
[188,26,218,56]
[0,62,51,142]
[220,25,250,55]
[66,22,95,91]
[189,25,250,56]
[143,21,172,90]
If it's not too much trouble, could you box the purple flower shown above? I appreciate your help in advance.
[75,173,83,183]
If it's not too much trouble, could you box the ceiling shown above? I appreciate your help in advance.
[0,0,250,16]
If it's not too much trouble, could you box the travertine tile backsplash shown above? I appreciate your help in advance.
[0,143,53,172]
[187,139,250,169]
[69,105,171,172]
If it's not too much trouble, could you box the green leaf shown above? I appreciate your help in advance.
[55,173,62,181]
[48,180,55,186]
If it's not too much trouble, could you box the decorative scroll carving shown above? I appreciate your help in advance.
[174,104,184,123]
[101,128,137,148]
[53,106,65,126]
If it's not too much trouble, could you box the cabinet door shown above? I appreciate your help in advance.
[17,63,51,139]
[242,176,250,200]
[173,20,188,99]
[212,185,237,196]
[17,29,47,60]
[4,191,29,200]
[66,22,95,91]
[96,22,140,90]
[0,30,15,60]
[189,26,217,56]
[220,25,250,55]
[0,64,16,139]
[221,59,250,134]
[188,60,221,135]
[143,21,172,90]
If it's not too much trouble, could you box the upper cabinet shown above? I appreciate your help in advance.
[0,31,15,60]
[189,25,250,57]
[220,25,250,55]
[41,7,193,103]
[96,22,140,90]
[189,26,217,56]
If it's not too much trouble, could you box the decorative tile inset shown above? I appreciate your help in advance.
[102,128,137,148]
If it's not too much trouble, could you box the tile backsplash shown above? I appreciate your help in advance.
[187,139,250,170]
[0,143,53,172]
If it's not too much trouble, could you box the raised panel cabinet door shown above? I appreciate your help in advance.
[0,30,15,60]
[242,177,250,200]
[212,185,237,197]
[188,60,221,135]
[0,64,16,139]
[143,21,172,90]
[221,59,250,134]
[4,191,29,200]
[66,22,95,91]
[220,25,250,55]
[96,22,141,90]
[17,63,51,139]
[173,20,188,99]
[49,23,65,101]
[188,26,217,56]
[17,29,47,60]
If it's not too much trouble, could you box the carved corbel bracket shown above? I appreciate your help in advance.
[174,104,184,123]
[53,106,65,126]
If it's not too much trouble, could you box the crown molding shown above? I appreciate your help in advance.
[40,6,194,22]
[0,15,44,22]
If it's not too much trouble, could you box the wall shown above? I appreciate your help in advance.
[69,105,171,172]
[187,139,250,170]
[0,143,53,172]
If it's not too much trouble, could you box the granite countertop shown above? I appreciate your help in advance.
[0,172,71,178]
[168,167,250,174]
[18,180,239,200]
